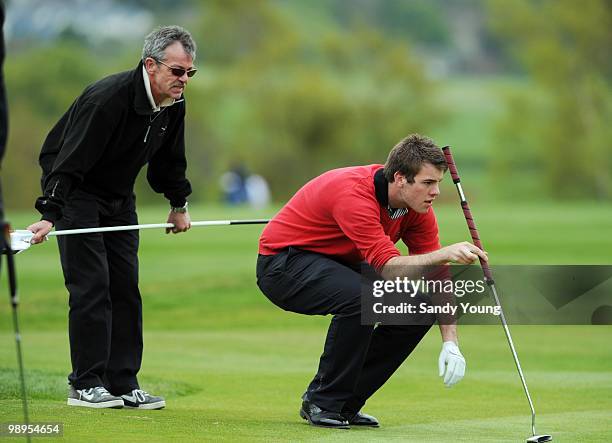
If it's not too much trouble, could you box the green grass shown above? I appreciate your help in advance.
[0,203,611,442]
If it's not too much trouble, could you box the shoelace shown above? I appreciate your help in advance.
[131,389,149,402]
[82,386,112,398]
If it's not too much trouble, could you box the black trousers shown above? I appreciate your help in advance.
[56,189,142,394]
[256,247,433,413]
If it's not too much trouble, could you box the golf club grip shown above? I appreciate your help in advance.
[2,224,18,306]
[228,219,269,225]
[460,202,494,282]
[442,146,460,183]
[442,146,494,283]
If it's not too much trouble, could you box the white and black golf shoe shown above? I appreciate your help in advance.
[67,385,124,408]
[121,389,165,410]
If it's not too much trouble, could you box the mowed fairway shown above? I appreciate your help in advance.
[1,203,611,442]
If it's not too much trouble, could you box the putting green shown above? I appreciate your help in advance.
[0,326,610,442]
[1,203,611,441]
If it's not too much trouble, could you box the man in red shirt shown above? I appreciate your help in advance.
[257,134,488,428]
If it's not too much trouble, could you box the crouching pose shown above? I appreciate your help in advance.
[256,134,487,428]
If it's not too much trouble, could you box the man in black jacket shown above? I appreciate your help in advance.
[26,26,197,409]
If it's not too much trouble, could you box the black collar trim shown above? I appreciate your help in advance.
[374,168,388,207]
[374,168,408,219]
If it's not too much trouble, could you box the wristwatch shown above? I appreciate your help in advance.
[171,202,189,213]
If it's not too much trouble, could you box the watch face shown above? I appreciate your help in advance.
[172,204,188,213]
[172,203,188,213]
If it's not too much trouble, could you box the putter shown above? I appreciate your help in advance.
[2,222,31,443]
[10,219,270,253]
[442,146,552,443]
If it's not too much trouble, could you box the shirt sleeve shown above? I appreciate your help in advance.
[401,208,441,255]
[331,182,401,271]
[146,103,192,207]
[35,102,116,223]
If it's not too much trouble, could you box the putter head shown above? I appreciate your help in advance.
[526,435,552,442]
[9,230,34,253]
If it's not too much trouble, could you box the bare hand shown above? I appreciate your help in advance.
[440,241,487,264]
[26,220,54,245]
[166,211,191,234]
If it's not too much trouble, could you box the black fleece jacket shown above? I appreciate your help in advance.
[35,61,192,223]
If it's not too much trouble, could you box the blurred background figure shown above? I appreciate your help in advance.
[220,163,271,208]
[220,164,249,205]
[245,173,270,209]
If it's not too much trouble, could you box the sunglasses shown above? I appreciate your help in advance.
[156,60,197,78]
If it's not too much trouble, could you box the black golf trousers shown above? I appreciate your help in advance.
[256,247,433,413]
[55,189,142,394]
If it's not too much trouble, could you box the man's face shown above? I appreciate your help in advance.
[145,41,194,103]
[397,163,444,214]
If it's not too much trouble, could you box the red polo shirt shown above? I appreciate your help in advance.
[259,164,441,271]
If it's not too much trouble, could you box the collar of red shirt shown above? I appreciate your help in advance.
[374,168,408,219]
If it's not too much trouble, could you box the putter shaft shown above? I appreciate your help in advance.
[442,146,542,439]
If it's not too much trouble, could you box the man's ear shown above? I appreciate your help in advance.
[394,171,406,186]
[144,57,157,74]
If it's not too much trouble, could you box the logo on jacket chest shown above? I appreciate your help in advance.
[144,110,169,143]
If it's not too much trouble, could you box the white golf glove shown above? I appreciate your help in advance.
[438,341,466,387]
[9,230,35,253]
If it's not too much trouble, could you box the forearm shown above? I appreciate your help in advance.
[380,250,447,280]
[146,148,191,206]
[380,241,489,280]
[438,322,458,344]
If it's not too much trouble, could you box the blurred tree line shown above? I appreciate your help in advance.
[2,0,444,209]
[191,0,444,200]
[488,0,611,199]
[0,0,609,211]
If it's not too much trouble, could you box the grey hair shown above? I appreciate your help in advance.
[142,25,197,62]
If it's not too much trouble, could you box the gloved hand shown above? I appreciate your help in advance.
[9,230,35,253]
[438,341,466,387]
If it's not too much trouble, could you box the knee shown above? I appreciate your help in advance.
[334,295,361,317]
